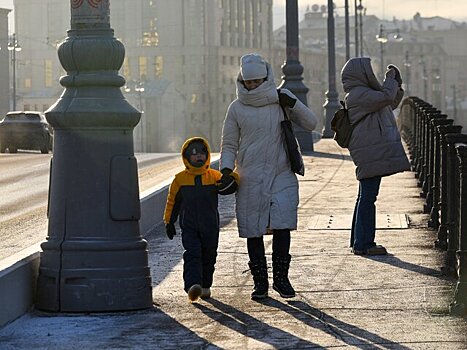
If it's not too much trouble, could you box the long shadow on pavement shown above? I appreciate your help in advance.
[364,254,451,280]
[311,150,353,161]
[0,307,221,349]
[263,298,412,350]
[195,298,321,349]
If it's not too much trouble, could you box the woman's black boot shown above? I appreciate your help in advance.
[272,253,295,298]
[248,257,269,300]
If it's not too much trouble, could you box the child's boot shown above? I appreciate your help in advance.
[201,287,211,299]
[187,284,202,302]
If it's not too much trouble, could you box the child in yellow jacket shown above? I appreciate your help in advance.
[163,137,238,302]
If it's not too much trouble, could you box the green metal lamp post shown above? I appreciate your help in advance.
[322,0,340,139]
[36,0,152,312]
[279,0,314,152]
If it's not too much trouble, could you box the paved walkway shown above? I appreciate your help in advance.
[1,139,466,349]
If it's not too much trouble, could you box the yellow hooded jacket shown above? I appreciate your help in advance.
[164,137,236,232]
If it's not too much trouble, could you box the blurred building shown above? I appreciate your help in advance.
[273,6,467,129]
[13,0,273,152]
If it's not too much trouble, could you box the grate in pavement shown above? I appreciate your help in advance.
[307,214,409,230]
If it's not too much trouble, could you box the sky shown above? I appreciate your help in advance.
[0,0,466,30]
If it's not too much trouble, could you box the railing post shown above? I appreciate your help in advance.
[436,125,463,250]
[444,134,467,275]
[422,110,447,205]
[450,143,467,316]
[420,109,440,196]
[411,99,428,175]
[416,105,436,186]
[428,118,452,228]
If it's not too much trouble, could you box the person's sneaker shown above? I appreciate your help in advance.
[352,245,387,256]
[352,248,365,255]
[187,284,202,302]
[200,287,211,299]
[365,245,387,255]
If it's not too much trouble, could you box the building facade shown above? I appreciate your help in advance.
[273,6,467,129]
[13,0,273,152]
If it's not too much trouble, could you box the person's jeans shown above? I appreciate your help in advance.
[350,176,382,251]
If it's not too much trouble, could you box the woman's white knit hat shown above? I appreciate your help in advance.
[240,53,267,80]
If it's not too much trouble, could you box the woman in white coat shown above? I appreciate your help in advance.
[219,54,317,300]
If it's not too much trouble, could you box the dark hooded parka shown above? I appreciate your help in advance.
[341,57,410,180]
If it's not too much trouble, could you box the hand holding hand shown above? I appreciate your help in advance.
[166,223,176,240]
[217,168,238,195]
[279,91,297,108]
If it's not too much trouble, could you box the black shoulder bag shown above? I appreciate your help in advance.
[278,91,305,176]
[331,100,368,148]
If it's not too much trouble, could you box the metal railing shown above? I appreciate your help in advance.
[399,97,467,316]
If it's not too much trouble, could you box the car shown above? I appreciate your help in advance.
[0,111,53,154]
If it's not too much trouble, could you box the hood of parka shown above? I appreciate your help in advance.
[181,137,212,175]
[341,57,382,93]
[235,61,279,107]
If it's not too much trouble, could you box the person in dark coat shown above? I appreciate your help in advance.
[164,137,239,302]
[341,57,410,255]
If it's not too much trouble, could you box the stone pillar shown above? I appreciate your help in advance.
[36,0,152,312]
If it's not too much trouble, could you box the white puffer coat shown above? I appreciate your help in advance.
[220,63,317,238]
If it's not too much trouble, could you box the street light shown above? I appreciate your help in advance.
[344,0,350,60]
[403,50,411,95]
[322,0,340,138]
[7,33,21,111]
[376,24,403,80]
[279,0,313,151]
[354,0,359,57]
[419,55,428,100]
[357,0,364,57]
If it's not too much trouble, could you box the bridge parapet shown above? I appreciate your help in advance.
[400,97,467,315]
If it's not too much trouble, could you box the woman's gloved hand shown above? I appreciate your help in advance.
[166,223,176,240]
[217,168,238,195]
[387,64,402,86]
[278,90,297,108]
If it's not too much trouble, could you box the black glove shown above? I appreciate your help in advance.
[387,64,402,86]
[166,223,176,240]
[217,168,238,195]
[279,91,297,108]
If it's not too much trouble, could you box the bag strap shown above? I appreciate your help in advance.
[277,89,290,121]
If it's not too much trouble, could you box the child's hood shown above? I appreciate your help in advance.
[181,137,212,175]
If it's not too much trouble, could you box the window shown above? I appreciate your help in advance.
[45,60,53,87]
[24,78,32,89]
[139,56,147,80]
[154,56,163,78]
[24,104,30,110]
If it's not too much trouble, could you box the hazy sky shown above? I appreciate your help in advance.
[0,0,466,30]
